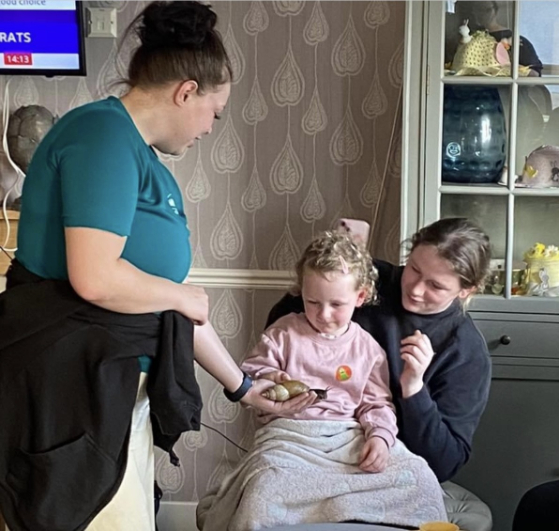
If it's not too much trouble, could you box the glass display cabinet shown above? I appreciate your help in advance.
[420,0,559,310]
[403,2,559,530]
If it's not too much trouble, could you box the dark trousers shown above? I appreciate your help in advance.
[513,480,559,530]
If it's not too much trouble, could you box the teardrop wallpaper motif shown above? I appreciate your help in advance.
[0,0,405,504]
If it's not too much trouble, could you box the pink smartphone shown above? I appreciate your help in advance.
[336,218,371,245]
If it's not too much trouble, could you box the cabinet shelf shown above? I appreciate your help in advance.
[441,75,559,86]
[516,76,559,85]
[512,188,559,197]
[439,185,508,195]
[439,185,559,197]
[441,76,515,85]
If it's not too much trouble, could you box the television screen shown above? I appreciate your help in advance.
[0,0,86,76]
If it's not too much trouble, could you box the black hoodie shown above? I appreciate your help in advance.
[0,260,202,531]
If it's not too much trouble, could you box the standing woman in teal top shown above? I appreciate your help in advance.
[8,2,315,530]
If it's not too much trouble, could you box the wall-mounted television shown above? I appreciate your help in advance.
[0,0,86,77]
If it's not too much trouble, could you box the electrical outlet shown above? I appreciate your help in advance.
[86,7,117,38]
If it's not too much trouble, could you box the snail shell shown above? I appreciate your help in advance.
[262,380,310,401]
[262,380,328,402]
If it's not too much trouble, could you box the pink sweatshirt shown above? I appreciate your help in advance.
[242,313,398,447]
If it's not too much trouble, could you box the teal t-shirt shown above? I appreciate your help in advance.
[16,97,192,371]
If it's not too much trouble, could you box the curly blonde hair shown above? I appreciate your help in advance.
[292,231,378,304]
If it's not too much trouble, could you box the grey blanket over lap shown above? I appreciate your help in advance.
[196,419,447,531]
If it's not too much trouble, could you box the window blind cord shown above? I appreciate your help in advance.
[200,421,248,453]
[2,76,25,252]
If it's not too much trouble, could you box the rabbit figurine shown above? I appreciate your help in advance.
[458,19,471,44]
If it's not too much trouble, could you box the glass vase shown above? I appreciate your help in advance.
[442,85,507,184]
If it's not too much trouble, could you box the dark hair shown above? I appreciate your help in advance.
[292,231,378,305]
[407,218,492,294]
[123,1,232,91]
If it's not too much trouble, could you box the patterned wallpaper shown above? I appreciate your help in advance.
[0,1,405,505]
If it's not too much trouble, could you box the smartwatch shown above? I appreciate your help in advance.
[223,371,253,402]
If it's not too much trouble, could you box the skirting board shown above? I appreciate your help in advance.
[158,502,199,531]
[2,504,197,531]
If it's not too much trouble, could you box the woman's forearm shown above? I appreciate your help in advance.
[193,322,244,392]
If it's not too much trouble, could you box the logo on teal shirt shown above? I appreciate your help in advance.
[167,194,179,215]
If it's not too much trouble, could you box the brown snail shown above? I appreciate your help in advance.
[262,380,328,402]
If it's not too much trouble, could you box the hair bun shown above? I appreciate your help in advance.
[139,1,217,50]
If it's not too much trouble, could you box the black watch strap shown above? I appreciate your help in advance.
[223,371,253,402]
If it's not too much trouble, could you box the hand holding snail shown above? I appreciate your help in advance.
[241,378,318,415]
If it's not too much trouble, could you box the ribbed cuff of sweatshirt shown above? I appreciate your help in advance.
[399,384,434,416]
[363,426,396,448]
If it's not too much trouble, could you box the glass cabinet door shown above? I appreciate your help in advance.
[423,0,559,305]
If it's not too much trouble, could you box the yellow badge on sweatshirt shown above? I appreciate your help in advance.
[335,365,352,381]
